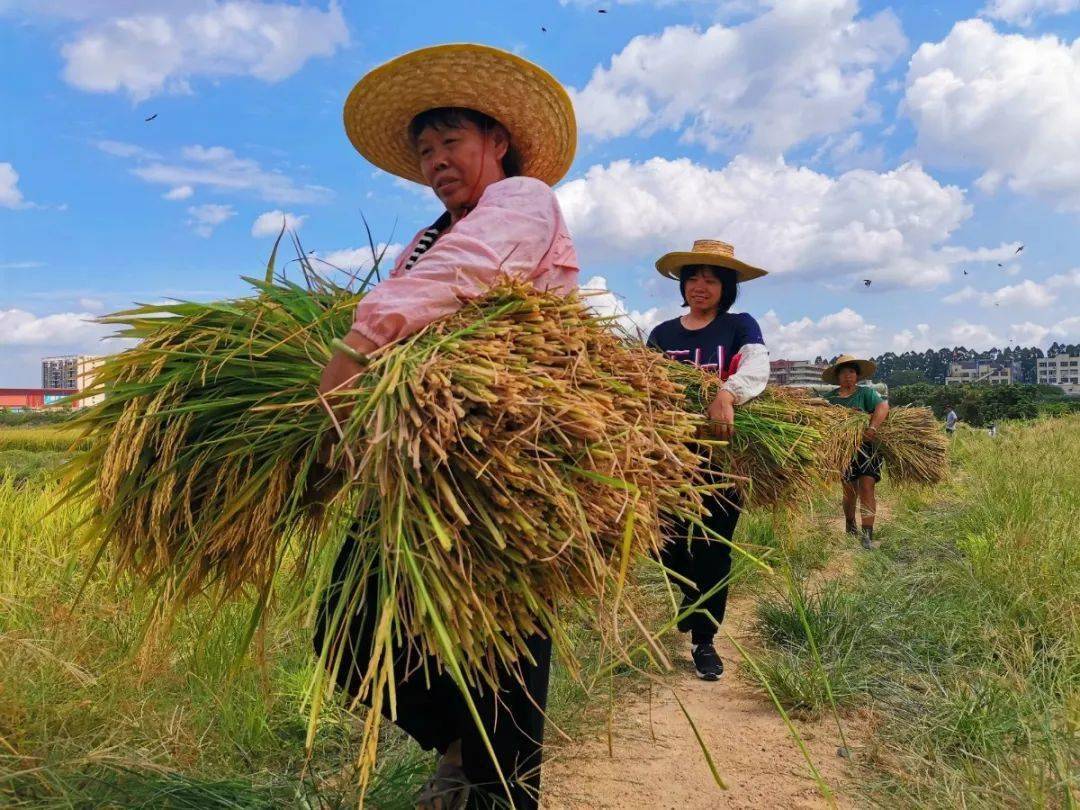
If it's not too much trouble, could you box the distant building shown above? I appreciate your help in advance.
[945,359,1020,386]
[0,388,77,409]
[41,354,104,407]
[769,359,827,387]
[1037,354,1080,396]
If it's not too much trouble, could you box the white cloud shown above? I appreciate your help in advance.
[56,1,348,102]
[186,203,235,237]
[96,139,159,160]
[581,275,677,338]
[1009,321,1051,344]
[943,285,980,304]
[944,279,1058,308]
[1051,315,1080,337]
[100,141,331,204]
[78,297,106,312]
[251,209,306,237]
[316,243,404,272]
[0,261,45,270]
[557,155,972,288]
[0,162,28,208]
[948,320,1002,347]
[981,0,1080,26]
[905,19,1080,212]
[760,307,878,360]
[938,242,1023,265]
[163,184,193,200]
[891,323,932,352]
[891,318,1068,352]
[0,308,110,346]
[571,0,905,154]
[1048,267,1080,289]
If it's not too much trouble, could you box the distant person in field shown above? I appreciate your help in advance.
[316,44,578,810]
[945,405,958,435]
[646,239,770,681]
[822,355,890,549]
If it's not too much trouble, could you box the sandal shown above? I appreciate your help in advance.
[415,761,472,810]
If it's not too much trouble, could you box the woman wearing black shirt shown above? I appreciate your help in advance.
[647,239,770,681]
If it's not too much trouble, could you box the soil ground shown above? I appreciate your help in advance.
[542,533,873,810]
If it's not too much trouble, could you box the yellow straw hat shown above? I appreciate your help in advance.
[343,44,577,187]
[821,354,877,385]
[655,240,768,282]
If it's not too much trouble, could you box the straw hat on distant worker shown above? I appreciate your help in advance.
[821,354,877,385]
[343,43,577,187]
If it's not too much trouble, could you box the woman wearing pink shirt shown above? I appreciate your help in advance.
[315,45,577,810]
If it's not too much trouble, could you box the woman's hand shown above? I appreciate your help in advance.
[707,389,737,440]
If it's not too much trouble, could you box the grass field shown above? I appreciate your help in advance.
[1,418,1076,807]
[753,418,1079,807]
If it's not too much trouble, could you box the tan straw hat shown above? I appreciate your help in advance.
[655,240,768,282]
[821,354,877,384]
[343,44,576,187]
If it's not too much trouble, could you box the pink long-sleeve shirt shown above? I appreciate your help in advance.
[351,176,579,347]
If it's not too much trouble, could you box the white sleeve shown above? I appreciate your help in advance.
[721,343,770,405]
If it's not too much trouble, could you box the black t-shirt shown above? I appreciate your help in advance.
[647,312,765,376]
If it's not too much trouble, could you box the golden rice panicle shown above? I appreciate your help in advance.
[870,405,949,485]
[660,361,853,508]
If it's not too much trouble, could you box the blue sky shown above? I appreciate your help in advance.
[2,0,1078,385]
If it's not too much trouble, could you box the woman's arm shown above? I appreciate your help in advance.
[720,343,770,405]
[865,400,890,440]
[720,314,770,405]
[350,177,568,348]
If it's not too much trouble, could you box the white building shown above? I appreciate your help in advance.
[945,360,1020,386]
[769,359,827,387]
[40,355,105,407]
[1037,355,1080,396]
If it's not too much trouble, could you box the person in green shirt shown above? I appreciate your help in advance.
[822,354,890,549]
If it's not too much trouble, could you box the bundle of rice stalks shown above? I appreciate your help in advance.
[661,361,855,508]
[61,267,717,793]
[849,406,949,484]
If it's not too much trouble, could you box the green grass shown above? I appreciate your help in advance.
[0,450,68,482]
[3,416,1075,807]
[751,416,1080,807]
[0,469,430,808]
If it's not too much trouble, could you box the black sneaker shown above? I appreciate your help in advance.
[691,643,724,681]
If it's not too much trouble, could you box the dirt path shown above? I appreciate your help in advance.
[542,558,866,809]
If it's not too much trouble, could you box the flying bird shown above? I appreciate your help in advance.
[1015,244,1024,254]
[598,8,608,12]
[998,263,1004,268]
[541,26,547,31]
[863,279,872,287]
[963,269,969,275]
[144,114,157,122]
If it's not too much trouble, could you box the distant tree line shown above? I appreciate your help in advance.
[888,383,1080,427]
[814,342,1080,387]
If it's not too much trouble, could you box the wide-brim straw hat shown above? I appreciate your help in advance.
[822,354,877,384]
[343,44,577,187]
[655,240,768,282]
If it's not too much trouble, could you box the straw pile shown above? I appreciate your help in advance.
[662,361,854,507]
[851,406,949,484]
[61,272,717,786]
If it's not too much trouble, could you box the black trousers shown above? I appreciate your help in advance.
[659,490,741,645]
[313,535,551,810]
